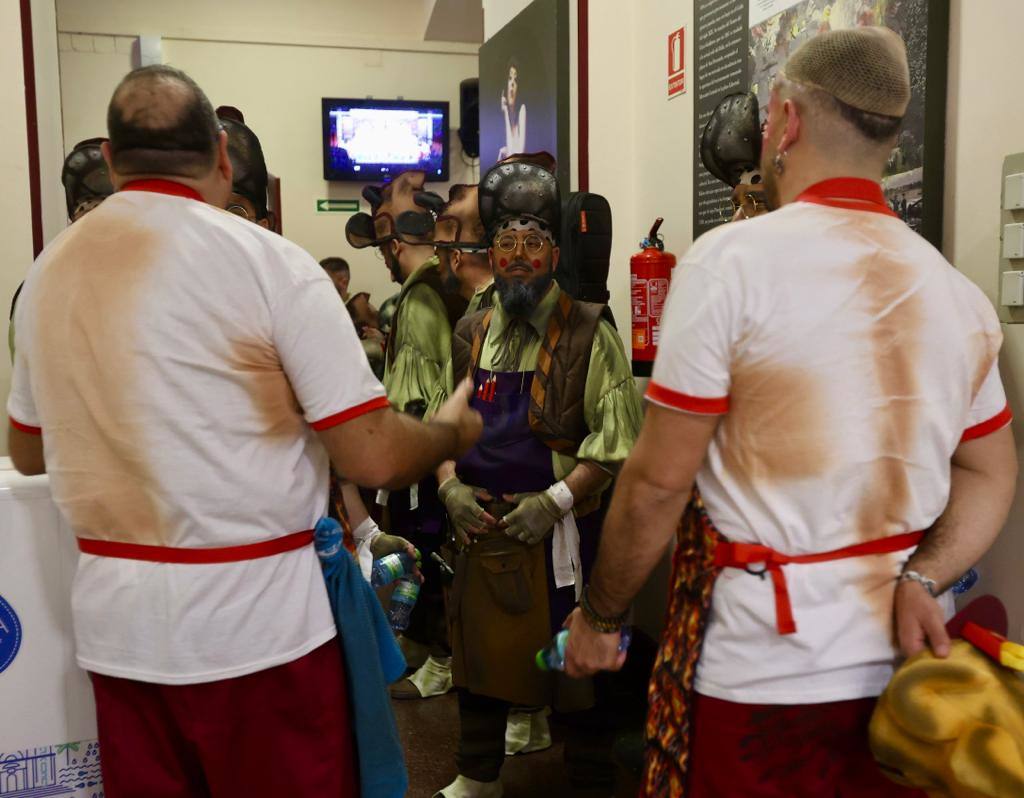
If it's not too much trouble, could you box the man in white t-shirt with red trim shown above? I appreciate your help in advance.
[565,27,1017,797]
[7,65,481,797]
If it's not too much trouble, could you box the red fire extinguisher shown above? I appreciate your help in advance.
[631,218,676,375]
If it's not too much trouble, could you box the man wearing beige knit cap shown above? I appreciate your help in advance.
[564,26,1016,797]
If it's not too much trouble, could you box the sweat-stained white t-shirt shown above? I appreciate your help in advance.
[7,180,389,684]
[647,179,1010,704]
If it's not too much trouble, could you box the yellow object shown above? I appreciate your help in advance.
[870,640,1024,797]
[997,640,1024,671]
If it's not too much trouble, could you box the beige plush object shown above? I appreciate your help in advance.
[783,26,911,117]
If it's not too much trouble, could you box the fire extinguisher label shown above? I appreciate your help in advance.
[631,274,648,317]
[647,278,669,318]
[631,273,650,348]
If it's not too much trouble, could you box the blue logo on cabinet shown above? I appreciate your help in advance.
[0,594,22,674]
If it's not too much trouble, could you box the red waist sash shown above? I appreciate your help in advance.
[714,530,925,635]
[76,529,315,564]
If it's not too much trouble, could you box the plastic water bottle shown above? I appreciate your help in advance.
[952,568,979,595]
[535,627,633,672]
[371,551,420,588]
[388,577,420,632]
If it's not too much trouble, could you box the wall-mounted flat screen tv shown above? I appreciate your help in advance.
[322,98,450,182]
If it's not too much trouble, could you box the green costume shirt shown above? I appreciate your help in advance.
[383,256,452,416]
[465,280,496,316]
[431,283,642,480]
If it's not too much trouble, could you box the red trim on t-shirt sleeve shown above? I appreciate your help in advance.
[645,381,730,415]
[961,404,1013,443]
[310,395,390,431]
[9,416,41,435]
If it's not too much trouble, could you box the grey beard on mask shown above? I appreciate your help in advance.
[495,266,554,317]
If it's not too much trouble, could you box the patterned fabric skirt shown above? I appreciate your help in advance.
[641,491,722,798]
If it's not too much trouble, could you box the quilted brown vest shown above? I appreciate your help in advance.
[451,290,603,456]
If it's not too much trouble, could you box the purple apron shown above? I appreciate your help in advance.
[456,367,601,635]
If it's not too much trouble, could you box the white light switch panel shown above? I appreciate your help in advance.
[1004,223,1024,259]
[1002,271,1024,307]
[1007,173,1024,210]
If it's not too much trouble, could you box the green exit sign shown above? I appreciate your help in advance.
[316,199,359,213]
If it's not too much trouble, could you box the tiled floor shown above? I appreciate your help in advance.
[393,692,641,798]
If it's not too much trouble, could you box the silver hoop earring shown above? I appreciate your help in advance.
[772,151,787,176]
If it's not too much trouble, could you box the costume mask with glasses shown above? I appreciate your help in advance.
[346,170,437,284]
[478,155,562,317]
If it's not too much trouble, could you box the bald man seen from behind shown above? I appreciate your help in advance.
[7,64,481,798]
[564,27,1016,798]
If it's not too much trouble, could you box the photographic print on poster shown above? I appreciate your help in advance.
[694,0,948,246]
[478,0,571,187]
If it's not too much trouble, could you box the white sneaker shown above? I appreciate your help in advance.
[504,707,552,755]
[433,774,503,798]
[391,655,453,699]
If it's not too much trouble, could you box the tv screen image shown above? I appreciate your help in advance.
[322,98,450,182]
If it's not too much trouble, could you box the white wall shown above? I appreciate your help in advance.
[56,0,444,51]
[32,0,67,247]
[482,0,532,40]
[589,1,695,340]
[0,3,36,456]
[56,5,479,307]
[945,0,1024,637]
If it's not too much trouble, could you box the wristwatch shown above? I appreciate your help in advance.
[900,569,938,597]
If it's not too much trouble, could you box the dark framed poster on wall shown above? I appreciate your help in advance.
[693,0,949,247]
[478,0,571,188]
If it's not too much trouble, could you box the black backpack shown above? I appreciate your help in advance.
[557,192,615,327]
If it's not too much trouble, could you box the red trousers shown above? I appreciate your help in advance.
[90,640,358,798]
[687,693,926,798]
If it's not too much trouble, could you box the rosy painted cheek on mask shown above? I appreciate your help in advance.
[499,258,509,268]
[532,259,542,270]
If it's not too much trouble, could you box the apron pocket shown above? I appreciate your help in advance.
[479,550,533,615]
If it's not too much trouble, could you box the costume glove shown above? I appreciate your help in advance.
[500,490,564,546]
[439,477,498,545]
[369,533,418,561]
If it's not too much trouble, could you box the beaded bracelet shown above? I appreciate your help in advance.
[580,585,630,633]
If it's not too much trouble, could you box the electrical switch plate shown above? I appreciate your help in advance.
[1003,224,1024,259]
[1001,271,1024,307]
[1006,173,1024,210]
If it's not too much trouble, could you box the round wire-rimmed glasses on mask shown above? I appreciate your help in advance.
[494,232,547,254]
[721,192,768,222]
[226,204,252,220]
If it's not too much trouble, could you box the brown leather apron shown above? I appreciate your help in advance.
[449,531,553,707]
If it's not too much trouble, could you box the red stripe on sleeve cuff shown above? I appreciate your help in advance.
[310,396,390,431]
[9,416,42,435]
[961,404,1013,443]
[645,381,730,415]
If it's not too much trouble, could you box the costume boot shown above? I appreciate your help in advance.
[504,707,552,755]
[390,654,453,699]
[432,775,503,798]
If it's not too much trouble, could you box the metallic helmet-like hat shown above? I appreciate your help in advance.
[61,137,113,220]
[219,116,269,219]
[700,92,763,189]
[346,170,435,249]
[394,189,446,243]
[478,151,560,242]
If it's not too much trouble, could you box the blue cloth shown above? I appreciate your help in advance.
[314,517,408,798]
